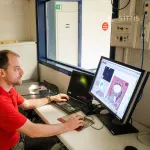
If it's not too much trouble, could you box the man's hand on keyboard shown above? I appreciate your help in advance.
[50,93,69,102]
[64,115,84,131]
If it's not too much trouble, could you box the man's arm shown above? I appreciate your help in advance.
[19,94,69,110]
[17,115,84,138]
[19,97,50,110]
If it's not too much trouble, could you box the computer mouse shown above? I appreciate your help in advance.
[76,126,84,131]
[125,146,138,150]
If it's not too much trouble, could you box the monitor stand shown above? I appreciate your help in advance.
[96,113,138,135]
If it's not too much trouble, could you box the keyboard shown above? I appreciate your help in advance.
[67,98,86,108]
[52,97,88,114]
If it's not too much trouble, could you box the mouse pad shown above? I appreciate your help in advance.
[57,113,94,132]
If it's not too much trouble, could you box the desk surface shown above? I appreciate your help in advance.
[35,104,150,150]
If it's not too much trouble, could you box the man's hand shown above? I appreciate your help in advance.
[64,115,84,131]
[50,93,69,102]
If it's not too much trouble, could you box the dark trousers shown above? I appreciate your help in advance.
[24,136,59,150]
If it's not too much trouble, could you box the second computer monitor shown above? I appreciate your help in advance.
[90,56,147,125]
[67,70,94,103]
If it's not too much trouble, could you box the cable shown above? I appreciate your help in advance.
[111,0,131,10]
[91,122,104,130]
[141,12,147,69]
[133,120,150,146]
[92,103,102,112]
[85,116,104,130]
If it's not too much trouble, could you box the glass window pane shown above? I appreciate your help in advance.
[46,0,112,71]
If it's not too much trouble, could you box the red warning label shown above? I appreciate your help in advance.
[102,22,109,31]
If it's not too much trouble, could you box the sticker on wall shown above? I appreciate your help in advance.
[56,4,62,10]
[102,22,109,31]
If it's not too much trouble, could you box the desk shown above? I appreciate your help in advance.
[15,81,57,120]
[35,104,150,150]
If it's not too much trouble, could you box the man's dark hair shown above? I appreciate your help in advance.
[0,50,19,69]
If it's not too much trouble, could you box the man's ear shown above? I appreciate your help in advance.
[0,69,5,77]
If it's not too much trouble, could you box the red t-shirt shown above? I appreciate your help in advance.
[0,87,27,150]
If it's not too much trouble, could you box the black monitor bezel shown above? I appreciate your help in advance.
[89,56,146,124]
[67,70,94,103]
[124,71,149,123]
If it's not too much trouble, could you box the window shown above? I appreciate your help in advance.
[37,0,117,74]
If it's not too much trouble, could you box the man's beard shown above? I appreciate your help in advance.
[13,78,22,86]
[15,80,22,85]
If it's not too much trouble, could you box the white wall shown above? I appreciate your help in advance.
[29,0,37,41]
[0,0,35,41]
[0,42,38,80]
[81,0,112,69]
[0,0,37,81]
[39,64,70,93]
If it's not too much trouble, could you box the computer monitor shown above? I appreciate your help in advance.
[89,56,148,135]
[67,70,94,104]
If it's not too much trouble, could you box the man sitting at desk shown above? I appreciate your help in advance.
[0,50,84,150]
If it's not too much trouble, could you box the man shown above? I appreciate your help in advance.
[0,50,84,150]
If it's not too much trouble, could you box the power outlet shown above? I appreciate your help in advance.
[116,24,131,33]
[143,1,150,20]
[116,35,129,42]
[111,19,136,48]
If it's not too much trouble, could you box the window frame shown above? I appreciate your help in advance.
[36,0,118,76]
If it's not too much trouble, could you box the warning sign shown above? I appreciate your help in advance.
[102,22,109,31]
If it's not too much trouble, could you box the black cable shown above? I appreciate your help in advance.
[111,0,131,10]
[141,12,147,69]
[91,122,104,130]
[92,103,102,112]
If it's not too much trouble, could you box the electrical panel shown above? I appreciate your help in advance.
[111,0,150,50]
[135,21,150,50]
[110,19,137,48]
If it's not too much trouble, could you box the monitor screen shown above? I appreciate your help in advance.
[67,70,94,103]
[90,57,147,124]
